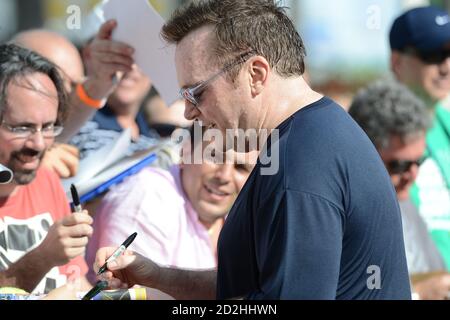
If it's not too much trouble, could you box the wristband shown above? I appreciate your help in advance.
[75,82,107,109]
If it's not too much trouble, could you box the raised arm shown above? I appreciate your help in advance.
[57,20,134,142]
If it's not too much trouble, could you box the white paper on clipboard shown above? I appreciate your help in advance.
[62,129,132,191]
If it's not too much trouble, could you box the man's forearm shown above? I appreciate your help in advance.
[57,104,95,143]
[2,247,52,292]
[57,78,112,143]
[149,266,217,300]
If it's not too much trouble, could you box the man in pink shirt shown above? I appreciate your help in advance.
[86,124,258,283]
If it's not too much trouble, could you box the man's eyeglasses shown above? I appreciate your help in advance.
[179,51,256,107]
[403,47,450,65]
[386,156,427,175]
[0,121,64,139]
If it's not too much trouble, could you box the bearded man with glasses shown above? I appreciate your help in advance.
[0,44,94,295]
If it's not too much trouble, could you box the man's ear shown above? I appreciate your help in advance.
[390,51,402,77]
[249,56,269,96]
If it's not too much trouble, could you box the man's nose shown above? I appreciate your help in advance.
[438,57,450,76]
[401,163,419,183]
[25,131,47,152]
[408,162,420,180]
[214,163,234,183]
[184,101,201,121]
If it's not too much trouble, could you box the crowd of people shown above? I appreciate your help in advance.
[1,0,450,300]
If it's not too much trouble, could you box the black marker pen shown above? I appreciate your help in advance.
[97,232,137,275]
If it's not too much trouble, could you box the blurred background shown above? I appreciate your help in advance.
[1,0,449,108]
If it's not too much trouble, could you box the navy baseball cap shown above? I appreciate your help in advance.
[390,6,450,53]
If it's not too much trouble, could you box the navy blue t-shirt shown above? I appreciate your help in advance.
[93,104,155,138]
[217,97,411,300]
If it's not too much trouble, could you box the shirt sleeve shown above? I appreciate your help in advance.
[85,185,145,283]
[247,189,345,299]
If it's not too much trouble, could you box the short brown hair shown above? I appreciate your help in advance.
[161,0,306,79]
[0,43,68,124]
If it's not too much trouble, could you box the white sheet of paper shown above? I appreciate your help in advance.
[73,147,156,196]
[62,129,131,191]
[102,0,179,105]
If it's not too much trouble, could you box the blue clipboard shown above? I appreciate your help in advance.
[76,152,157,204]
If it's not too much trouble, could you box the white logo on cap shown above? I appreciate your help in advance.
[436,15,450,26]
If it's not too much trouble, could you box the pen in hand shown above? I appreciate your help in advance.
[97,232,138,275]
[70,184,82,213]
[82,280,109,300]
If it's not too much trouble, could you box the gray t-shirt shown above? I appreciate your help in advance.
[400,199,447,274]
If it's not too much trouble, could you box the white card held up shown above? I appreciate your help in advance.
[102,0,179,105]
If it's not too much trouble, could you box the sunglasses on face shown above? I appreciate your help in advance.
[386,156,427,175]
[179,50,256,107]
[403,47,450,65]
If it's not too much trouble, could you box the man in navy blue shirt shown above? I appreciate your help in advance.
[218,97,410,299]
[92,0,411,299]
